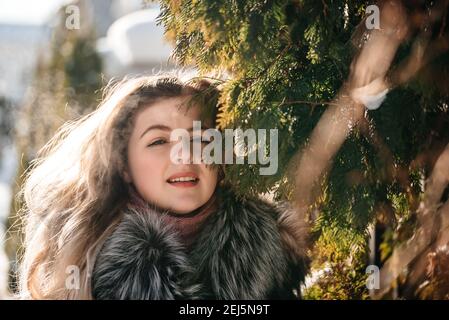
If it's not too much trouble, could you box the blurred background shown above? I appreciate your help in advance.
[0,0,180,298]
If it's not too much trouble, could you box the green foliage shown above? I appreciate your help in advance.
[303,259,370,300]
[157,0,372,199]
[303,214,370,299]
[158,0,449,298]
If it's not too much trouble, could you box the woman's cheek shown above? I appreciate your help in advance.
[143,154,165,177]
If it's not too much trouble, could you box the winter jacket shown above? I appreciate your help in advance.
[91,186,309,300]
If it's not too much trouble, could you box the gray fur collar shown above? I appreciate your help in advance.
[91,187,305,300]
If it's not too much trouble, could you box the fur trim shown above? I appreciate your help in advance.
[186,188,303,299]
[276,201,311,279]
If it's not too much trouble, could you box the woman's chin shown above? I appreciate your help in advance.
[169,203,202,215]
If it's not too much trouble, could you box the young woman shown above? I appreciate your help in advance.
[19,74,309,299]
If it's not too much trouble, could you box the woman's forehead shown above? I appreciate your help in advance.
[133,97,208,133]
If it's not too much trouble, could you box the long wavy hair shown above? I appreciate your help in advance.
[18,73,220,299]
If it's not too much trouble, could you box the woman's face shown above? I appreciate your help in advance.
[124,96,218,214]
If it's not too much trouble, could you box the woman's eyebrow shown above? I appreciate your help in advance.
[140,125,206,139]
[140,124,172,139]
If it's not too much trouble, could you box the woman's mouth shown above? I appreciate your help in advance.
[166,173,199,188]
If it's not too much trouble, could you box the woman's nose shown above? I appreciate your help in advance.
[174,140,193,164]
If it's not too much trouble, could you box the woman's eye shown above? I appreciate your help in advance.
[147,139,167,147]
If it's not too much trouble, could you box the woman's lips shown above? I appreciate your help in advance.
[167,180,199,188]
[166,172,199,188]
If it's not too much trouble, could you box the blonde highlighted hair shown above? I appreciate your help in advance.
[18,73,221,299]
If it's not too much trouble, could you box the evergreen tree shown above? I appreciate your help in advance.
[157,0,449,298]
